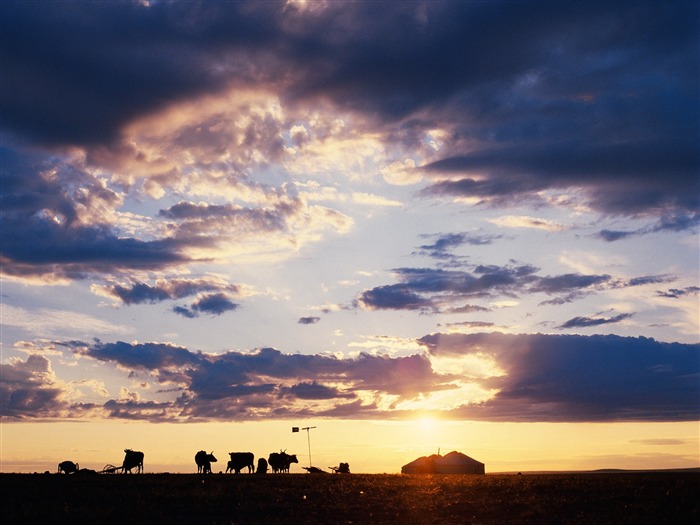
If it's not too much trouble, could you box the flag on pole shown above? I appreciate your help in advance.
[292,427,299,432]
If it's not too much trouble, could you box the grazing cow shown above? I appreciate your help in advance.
[268,452,298,473]
[195,450,217,474]
[122,449,144,474]
[58,461,78,474]
[226,452,254,474]
[74,468,98,476]
[256,457,268,474]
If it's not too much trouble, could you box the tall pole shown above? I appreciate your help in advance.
[302,426,316,467]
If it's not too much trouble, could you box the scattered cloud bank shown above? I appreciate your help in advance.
[2,1,698,286]
[356,262,672,315]
[2,333,697,423]
[1,1,698,429]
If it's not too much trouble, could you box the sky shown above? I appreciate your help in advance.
[1,0,698,474]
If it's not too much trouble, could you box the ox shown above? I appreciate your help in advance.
[195,450,217,474]
[122,449,144,474]
[256,457,268,474]
[58,461,78,474]
[268,451,298,473]
[226,452,254,474]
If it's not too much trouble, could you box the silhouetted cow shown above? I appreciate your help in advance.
[256,457,268,474]
[195,450,217,474]
[226,452,254,474]
[74,468,98,476]
[58,461,78,474]
[268,452,298,473]
[122,449,144,474]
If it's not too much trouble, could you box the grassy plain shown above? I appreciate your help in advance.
[2,472,698,524]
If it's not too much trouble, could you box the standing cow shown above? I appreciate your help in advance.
[122,449,144,474]
[195,450,217,474]
[226,452,254,474]
[268,451,298,473]
[57,461,78,474]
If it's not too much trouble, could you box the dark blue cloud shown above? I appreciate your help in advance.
[298,317,321,325]
[416,232,503,261]
[173,293,239,318]
[159,201,298,233]
[598,213,700,241]
[283,381,351,401]
[2,1,696,223]
[558,312,634,329]
[0,147,193,280]
[358,265,615,312]
[419,332,700,422]
[656,286,700,299]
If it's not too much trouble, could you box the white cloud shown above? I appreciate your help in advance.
[488,215,566,232]
[1,304,131,338]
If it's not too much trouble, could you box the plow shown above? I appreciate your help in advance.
[100,464,125,474]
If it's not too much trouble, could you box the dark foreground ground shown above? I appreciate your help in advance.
[2,472,698,524]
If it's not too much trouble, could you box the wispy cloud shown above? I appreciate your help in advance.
[488,215,565,232]
[0,305,131,338]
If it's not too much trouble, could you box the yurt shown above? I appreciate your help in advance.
[401,451,485,474]
[400,454,439,474]
[434,451,485,474]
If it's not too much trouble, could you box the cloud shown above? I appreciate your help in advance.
[558,312,634,329]
[356,264,625,312]
[418,332,700,422]
[0,147,193,282]
[173,293,239,318]
[5,333,695,423]
[416,232,503,261]
[0,304,130,338]
[1,1,696,223]
[598,213,700,241]
[0,354,101,420]
[488,215,565,232]
[51,342,452,420]
[630,439,688,446]
[298,317,321,325]
[92,276,242,306]
[657,286,700,299]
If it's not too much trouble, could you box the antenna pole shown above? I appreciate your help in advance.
[302,426,316,467]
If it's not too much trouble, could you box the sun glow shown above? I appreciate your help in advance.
[415,415,438,432]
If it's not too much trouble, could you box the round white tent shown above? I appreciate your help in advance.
[401,451,485,475]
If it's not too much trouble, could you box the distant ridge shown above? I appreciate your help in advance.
[590,467,700,474]
[495,467,700,475]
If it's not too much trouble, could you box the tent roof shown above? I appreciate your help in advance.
[402,454,439,468]
[436,451,484,466]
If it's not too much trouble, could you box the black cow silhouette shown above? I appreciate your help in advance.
[226,452,254,474]
[256,457,268,474]
[122,449,144,473]
[195,450,217,474]
[268,451,298,473]
[331,462,350,474]
[58,460,78,474]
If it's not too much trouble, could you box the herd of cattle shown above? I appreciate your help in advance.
[56,449,305,475]
[194,450,299,474]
